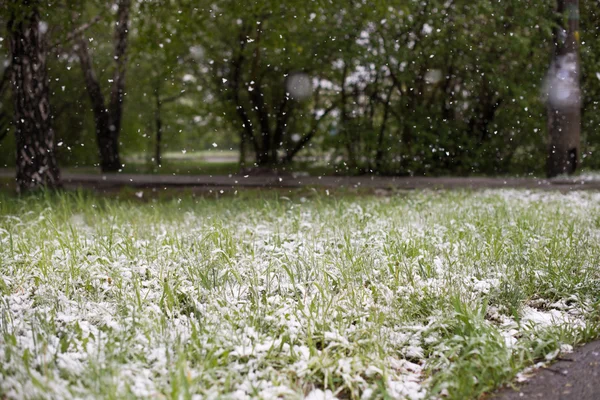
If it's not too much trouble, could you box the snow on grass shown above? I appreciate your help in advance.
[574,171,600,182]
[1,190,599,399]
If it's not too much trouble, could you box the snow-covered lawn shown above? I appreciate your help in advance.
[1,190,599,399]
[575,171,600,182]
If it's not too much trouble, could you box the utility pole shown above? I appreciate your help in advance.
[546,0,581,178]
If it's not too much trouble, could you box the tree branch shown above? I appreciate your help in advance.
[0,111,9,142]
[272,89,291,160]
[230,28,260,156]
[0,65,10,96]
[75,37,109,130]
[161,91,188,104]
[283,102,337,163]
[50,14,102,49]
[108,0,131,134]
[247,23,272,157]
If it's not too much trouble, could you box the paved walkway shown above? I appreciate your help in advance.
[492,340,600,400]
[1,170,600,191]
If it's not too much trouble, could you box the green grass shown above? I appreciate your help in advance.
[1,190,599,399]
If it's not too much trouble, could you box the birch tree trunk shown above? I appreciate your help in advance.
[154,90,163,167]
[547,0,581,178]
[8,1,61,193]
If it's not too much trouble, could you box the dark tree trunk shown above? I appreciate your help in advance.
[0,65,10,97]
[229,34,260,167]
[154,91,162,167]
[76,38,121,172]
[108,0,130,146]
[239,131,247,167]
[227,25,326,169]
[272,91,290,163]
[547,0,581,178]
[248,25,276,167]
[151,87,186,169]
[0,65,11,142]
[375,85,394,172]
[339,64,356,169]
[76,0,130,172]
[8,1,61,193]
[250,86,274,166]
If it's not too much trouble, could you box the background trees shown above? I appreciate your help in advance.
[0,0,599,184]
[180,0,346,168]
[329,0,556,176]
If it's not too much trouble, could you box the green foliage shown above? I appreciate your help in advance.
[322,0,557,175]
[580,0,600,169]
[0,0,598,174]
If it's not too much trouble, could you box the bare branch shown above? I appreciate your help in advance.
[50,14,102,49]
[283,101,337,163]
[161,91,188,104]
[0,110,9,142]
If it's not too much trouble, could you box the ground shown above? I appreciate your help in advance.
[492,340,600,399]
[0,189,599,399]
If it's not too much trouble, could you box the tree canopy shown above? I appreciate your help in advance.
[1,0,599,178]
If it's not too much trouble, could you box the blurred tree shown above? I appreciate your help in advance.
[75,0,131,172]
[5,0,61,192]
[0,64,10,142]
[135,0,197,168]
[546,0,581,177]
[323,0,555,176]
[182,0,342,169]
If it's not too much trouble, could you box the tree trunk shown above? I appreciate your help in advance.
[339,64,356,169]
[154,91,162,167]
[547,0,581,178]
[272,92,290,164]
[239,131,247,167]
[375,85,394,172]
[76,38,121,172]
[108,0,131,150]
[0,65,11,142]
[76,0,130,172]
[8,1,61,193]
[250,87,273,166]
[229,35,260,168]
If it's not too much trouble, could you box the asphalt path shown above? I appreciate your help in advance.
[2,170,600,191]
[492,340,600,400]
